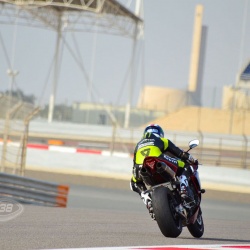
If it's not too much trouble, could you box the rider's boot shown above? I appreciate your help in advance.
[130,179,147,195]
[141,192,155,220]
[146,199,155,220]
[130,179,155,220]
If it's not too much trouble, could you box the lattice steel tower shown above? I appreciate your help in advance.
[0,0,144,126]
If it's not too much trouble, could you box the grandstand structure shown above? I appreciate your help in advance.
[0,0,144,127]
[0,0,142,37]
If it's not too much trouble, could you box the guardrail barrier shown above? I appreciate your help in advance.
[0,173,69,207]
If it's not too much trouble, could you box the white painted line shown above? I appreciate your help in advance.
[48,146,76,153]
[101,150,112,156]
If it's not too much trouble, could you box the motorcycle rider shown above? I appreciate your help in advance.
[130,124,197,217]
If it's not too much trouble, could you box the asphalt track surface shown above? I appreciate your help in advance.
[1,173,250,250]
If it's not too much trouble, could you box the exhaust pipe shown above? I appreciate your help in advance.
[156,162,176,179]
[140,167,155,186]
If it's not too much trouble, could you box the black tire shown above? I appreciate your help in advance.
[152,187,182,238]
[187,209,204,238]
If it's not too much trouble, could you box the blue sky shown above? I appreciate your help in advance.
[0,0,249,108]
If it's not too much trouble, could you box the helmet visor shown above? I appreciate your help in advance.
[146,128,164,137]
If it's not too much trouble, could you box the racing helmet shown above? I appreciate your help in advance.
[143,124,164,138]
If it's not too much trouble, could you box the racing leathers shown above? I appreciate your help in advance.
[130,132,194,199]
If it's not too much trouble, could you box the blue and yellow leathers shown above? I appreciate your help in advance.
[131,132,187,194]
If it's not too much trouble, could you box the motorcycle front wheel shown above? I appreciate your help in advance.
[152,186,182,238]
[187,209,204,238]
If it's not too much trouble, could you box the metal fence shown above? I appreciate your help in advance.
[0,96,40,175]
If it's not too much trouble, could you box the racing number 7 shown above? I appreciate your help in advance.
[141,148,150,157]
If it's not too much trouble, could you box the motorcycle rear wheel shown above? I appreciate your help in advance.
[187,209,204,238]
[152,187,182,238]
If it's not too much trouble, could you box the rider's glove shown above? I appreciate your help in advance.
[181,152,197,164]
[181,152,194,162]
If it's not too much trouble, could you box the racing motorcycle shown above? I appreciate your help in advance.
[139,139,205,238]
